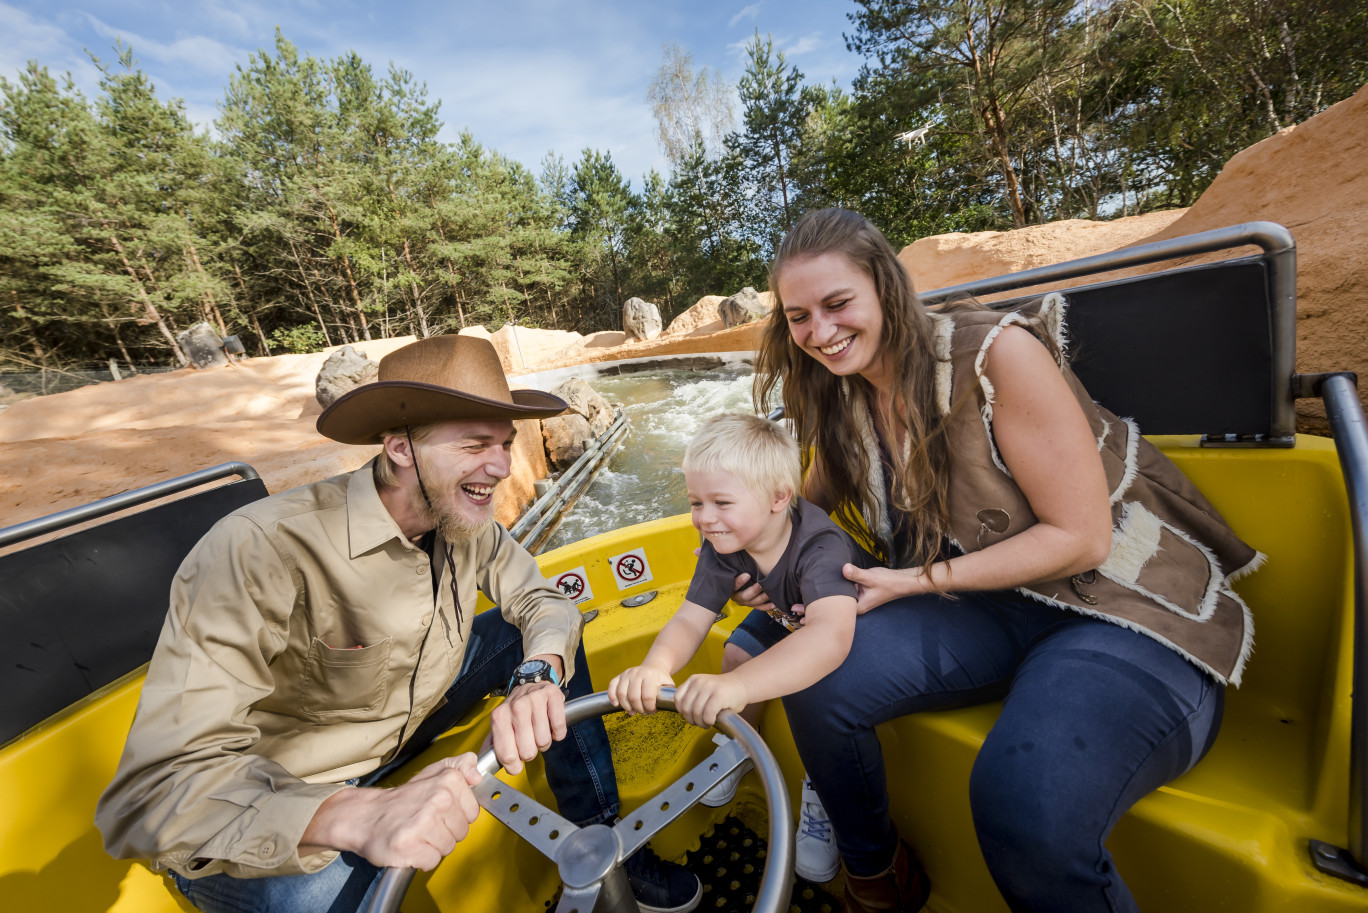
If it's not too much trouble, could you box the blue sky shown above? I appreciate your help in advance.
[2,0,864,186]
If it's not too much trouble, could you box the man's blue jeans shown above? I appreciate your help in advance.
[782,588,1223,913]
[171,607,617,913]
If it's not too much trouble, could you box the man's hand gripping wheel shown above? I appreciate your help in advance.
[366,687,794,913]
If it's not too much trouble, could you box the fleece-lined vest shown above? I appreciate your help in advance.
[850,295,1262,685]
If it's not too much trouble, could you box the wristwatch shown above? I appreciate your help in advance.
[508,658,562,691]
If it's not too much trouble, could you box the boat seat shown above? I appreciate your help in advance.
[872,436,1359,912]
[0,469,269,746]
[886,223,1367,909]
[0,465,268,912]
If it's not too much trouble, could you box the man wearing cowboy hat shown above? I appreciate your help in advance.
[96,336,702,913]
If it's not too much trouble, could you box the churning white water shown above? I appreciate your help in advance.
[542,365,760,552]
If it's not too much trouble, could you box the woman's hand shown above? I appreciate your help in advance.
[729,572,777,614]
[674,673,748,728]
[607,663,675,715]
[843,563,928,614]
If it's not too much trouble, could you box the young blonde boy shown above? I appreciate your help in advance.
[608,412,876,883]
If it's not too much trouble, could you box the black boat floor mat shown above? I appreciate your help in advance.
[684,816,842,913]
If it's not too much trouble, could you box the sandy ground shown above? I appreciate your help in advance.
[3,81,1365,530]
[0,325,764,531]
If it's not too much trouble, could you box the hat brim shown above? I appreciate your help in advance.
[317,381,568,445]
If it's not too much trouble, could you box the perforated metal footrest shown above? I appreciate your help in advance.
[684,817,841,912]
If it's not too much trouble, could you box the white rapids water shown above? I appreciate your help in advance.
[542,365,765,552]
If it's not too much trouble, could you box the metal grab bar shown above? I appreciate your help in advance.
[0,461,261,549]
[1315,372,1368,885]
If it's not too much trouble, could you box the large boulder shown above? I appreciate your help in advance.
[541,412,594,470]
[176,322,229,369]
[719,287,769,327]
[583,330,627,348]
[622,297,663,341]
[662,295,725,337]
[490,324,584,372]
[551,377,615,437]
[315,345,378,407]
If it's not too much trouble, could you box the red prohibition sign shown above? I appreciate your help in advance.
[615,554,645,581]
[556,572,585,599]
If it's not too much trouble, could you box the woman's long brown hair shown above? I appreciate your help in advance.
[754,208,953,571]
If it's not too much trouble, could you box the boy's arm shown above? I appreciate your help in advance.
[674,594,855,727]
[608,600,717,714]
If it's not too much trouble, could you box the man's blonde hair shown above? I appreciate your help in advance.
[683,412,802,503]
[373,422,441,489]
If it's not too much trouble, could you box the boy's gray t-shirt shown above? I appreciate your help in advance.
[685,497,876,631]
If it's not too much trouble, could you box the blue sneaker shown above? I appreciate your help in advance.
[623,845,702,913]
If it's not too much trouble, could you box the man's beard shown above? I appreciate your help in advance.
[408,480,495,543]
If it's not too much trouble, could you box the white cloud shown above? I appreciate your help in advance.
[416,43,666,185]
[198,2,252,41]
[728,2,763,28]
[79,12,246,76]
[783,33,823,57]
[0,3,102,94]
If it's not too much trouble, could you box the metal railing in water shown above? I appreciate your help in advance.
[509,408,628,554]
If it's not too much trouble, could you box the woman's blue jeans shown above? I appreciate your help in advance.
[782,589,1223,913]
[171,607,617,913]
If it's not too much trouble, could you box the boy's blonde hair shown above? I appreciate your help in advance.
[683,412,802,503]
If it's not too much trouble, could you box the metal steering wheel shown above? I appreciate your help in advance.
[366,687,794,913]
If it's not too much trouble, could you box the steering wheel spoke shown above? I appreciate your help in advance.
[368,688,793,913]
[552,882,602,913]
[615,732,750,859]
[473,775,579,862]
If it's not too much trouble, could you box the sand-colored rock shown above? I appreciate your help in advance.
[488,325,583,374]
[552,378,614,437]
[622,297,663,341]
[541,412,594,470]
[315,345,378,407]
[719,287,771,327]
[0,336,416,444]
[899,211,1186,292]
[583,331,627,348]
[663,295,725,336]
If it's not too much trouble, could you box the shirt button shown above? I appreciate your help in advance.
[260,841,275,857]
[422,615,431,627]
[415,565,426,575]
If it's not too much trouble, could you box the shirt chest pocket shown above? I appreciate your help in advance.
[300,636,393,721]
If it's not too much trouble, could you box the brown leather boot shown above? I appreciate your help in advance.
[842,840,930,913]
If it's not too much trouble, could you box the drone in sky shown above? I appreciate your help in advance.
[895,125,932,148]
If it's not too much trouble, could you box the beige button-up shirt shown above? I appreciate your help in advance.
[95,460,582,879]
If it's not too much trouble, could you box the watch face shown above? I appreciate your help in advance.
[510,659,555,689]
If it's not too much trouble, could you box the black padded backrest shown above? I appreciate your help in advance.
[987,256,1274,436]
[0,478,268,744]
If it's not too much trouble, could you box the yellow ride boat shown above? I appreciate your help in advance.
[3,222,1367,912]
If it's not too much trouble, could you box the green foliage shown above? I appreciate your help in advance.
[1,8,1365,371]
[269,324,327,353]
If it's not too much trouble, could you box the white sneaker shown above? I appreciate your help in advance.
[700,752,752,807]
[794,776,840,882]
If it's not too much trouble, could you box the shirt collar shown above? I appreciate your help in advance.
[347,457,417,558]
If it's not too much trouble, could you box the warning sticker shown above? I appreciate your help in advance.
[550,566,593,605]
[610,547,654,591]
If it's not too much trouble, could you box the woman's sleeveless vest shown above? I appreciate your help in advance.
[854,296,1262,685]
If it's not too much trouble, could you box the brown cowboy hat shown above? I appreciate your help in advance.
[317,335,567,444]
